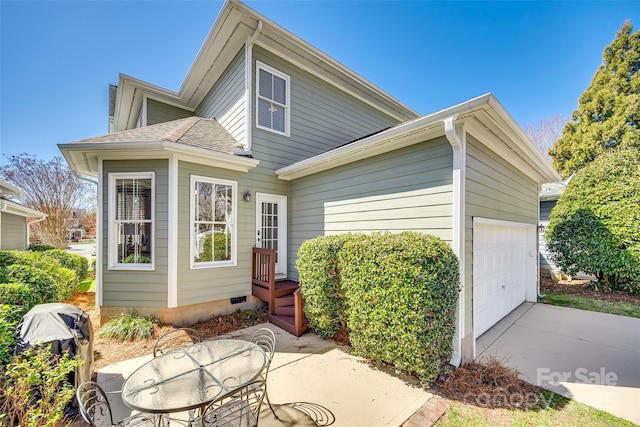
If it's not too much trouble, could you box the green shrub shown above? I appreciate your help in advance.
[297,232,460,384]
[99,312,160,340]
[297,234,352,338]
[0,251,19,268]
[27,244,56,252]
[43,249,89,281]
[546,148,640,293]
[0,305,18,365]
[2,265,58,305]
[122,254,152,264]
[0,250,77,300]
[199,233,232,262]
[0,345,80,426]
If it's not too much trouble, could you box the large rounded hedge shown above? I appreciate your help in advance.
[297,232,460,384]
[546,148,640,293]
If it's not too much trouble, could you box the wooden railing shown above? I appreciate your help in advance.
[251,247,308,336]
[252,247,276,313]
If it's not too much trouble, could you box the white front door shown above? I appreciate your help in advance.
[256,193,287,278]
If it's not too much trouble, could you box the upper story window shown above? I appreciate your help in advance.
[190,175,237,268]
[108,172,154,270]
[256,61,290,136]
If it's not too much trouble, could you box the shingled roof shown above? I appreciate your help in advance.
[72,116,238,155]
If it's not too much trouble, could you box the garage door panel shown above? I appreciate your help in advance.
[474,222,528,338]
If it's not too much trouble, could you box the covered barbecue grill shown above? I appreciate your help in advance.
[13,303,94,387]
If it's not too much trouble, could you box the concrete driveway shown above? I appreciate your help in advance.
[477,302,640,425]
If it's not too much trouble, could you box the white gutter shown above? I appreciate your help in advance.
[27,216,47,247]
[444,116,466,368]
[238,20,263,154]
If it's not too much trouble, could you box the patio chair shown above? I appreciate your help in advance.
[76,380,168,427]
[249,328,278,419]
[193,379,266,427]
[152,327,202,357]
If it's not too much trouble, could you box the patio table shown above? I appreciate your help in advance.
[121,339,266,415]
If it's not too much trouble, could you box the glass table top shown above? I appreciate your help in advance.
[122,339,267,413]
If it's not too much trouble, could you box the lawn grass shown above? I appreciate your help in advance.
[540,291,640,318]
[77,277,95,292]
[437,391,636,426]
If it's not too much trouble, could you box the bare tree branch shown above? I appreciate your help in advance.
[524,114,568,162]
[0,154,96,248]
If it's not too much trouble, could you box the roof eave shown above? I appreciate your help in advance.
[58,140,259,177]
[276,94,561,184]
[0,199,46,219]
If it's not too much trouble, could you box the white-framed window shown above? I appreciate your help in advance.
[256,61,290,136]
[108,172,154,270]
[190,175,237,268]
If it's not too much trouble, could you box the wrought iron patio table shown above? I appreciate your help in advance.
[121,339,267,416]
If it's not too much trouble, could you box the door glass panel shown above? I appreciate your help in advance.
[260,201,278,262]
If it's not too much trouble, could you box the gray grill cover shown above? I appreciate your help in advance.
[14,303,94,386]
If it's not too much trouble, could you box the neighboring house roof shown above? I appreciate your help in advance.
[0,179,46,219]
[0,198,46,219]
[0,180,23,197]
[58,117,259,176]
[113,0,419,132]
[276,93,561,184]
[539,172,573,201]
[540,182,566,202]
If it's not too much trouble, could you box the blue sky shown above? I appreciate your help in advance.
[1,1,638,165]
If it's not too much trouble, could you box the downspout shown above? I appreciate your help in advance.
[27,216,47,248]
[238,20,263,154]
[444,116,466,367]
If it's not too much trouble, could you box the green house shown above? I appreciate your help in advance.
[59,0,559,364]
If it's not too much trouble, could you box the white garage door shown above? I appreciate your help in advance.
[473,220,532,338]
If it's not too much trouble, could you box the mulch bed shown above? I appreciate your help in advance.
[540,277,640,305]
[436,356,547,410]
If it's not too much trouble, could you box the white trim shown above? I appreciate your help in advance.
[168,157,178,307]
[139,96,148,127]
[255,61,290,137]
[243,20,263,152]
[444,117,466,367]
[189,175,238,269]
[107,172,155,271]
[255,192,288,278]
[97,159,104,306]
[275,94,560,183]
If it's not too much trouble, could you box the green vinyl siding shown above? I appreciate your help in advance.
[146,99,192,126]
[463,135,538,334]
[175,161,287,306]
[101,159,169,307]
[289,137,454,280]
[251,47,401,170]
[196,51,246,146]
[1,213,27,250]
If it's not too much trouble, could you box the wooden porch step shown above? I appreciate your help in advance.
[273,280,299,297]
[269,313,308,337]
[273,295,295,316]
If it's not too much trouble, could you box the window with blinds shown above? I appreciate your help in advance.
[108,172,154,269]
[256,62,290,136]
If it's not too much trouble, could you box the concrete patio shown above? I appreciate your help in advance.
[477,302,640,425]
[97,324,434,426]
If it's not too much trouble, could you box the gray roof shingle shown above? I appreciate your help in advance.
[71,117,239,154]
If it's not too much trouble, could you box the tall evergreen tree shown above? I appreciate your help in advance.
[549,21,640,178]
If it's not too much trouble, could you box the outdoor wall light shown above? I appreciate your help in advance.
[243,191,252,202]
